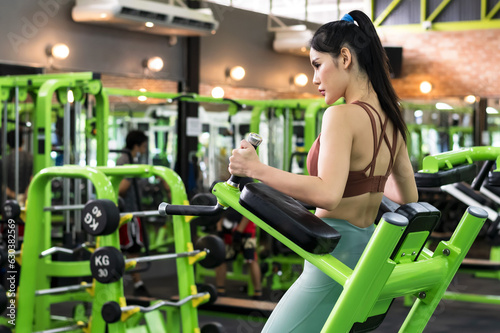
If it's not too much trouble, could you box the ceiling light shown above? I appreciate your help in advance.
[436,102,453,110]
[293,73,308,87]
[145,22,154,28]
[420,81,432,94]
[100,13,108,19]
[211,87,225,99]
[486,107,499,114]
[67,90,74,103]
[48,43,70,60]
[464,95,477,104]
[145,57,164,72]
[138,95,148,102]
[228,66,246,81]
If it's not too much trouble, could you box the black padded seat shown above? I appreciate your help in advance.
[239,182,341,254]
[415,164,477,187]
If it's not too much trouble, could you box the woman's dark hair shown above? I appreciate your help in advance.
[125,130,148,150]
[310,10,407,142]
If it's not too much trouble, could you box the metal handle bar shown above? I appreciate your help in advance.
[471,159,495,190]
[126,250,204,264]
[122,292,208,312]
[34,323,86,333]
[35,283,91,296]
[39,243,92,258]
[158,202,225,217]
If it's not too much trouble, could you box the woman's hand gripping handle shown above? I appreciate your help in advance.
[227,133,263,188]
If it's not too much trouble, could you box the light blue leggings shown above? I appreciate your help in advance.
[262,218,375,333]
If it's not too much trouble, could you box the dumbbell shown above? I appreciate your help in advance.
[101,286,216,324]
[80,199,170,236]
[90,235,225,283]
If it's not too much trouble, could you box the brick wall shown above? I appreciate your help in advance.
[101,27,500,103]
[383,28,500,100]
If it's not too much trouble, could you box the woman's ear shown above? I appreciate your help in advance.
[340,47,352,69]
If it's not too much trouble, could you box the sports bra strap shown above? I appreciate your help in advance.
[352,101,395,177]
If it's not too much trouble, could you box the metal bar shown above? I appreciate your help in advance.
[421,0,427,22]
[14,86,19,199]
[373,0,404,27]
[63,88,71,233]
[35,283,91,296]
[34,323,86,333]
[481,0,487,19]
[2,101,8,204]
[44,204,85,212]
[39,243,90,258]
[486,0,500,20]
[121,292,208,313]
[127,250,202,264]
[426,0,453,22]
[441,184,498,221]
[74,100,82,233]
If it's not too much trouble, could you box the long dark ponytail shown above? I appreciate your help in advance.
[310,10,407,142]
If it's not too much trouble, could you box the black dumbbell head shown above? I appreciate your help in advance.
[196,283,218,305]
[189,193,223,227]
[2,200,21,220]
[81,199,120,236]
[90,247,125,284]
[101,301,122,323]
[195,235,226,269]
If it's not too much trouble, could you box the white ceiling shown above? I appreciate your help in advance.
[205,0,369,24]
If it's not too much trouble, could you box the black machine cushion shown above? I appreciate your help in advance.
[239,182,341,254]
[415,164,477,187]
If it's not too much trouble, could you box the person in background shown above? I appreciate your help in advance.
[4,129,33,205]
[214,177,262,300]
[228,10,418,332]
[116,130,150,297]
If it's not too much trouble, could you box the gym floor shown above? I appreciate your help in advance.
[48,240,500,332]
[133,268,500,332]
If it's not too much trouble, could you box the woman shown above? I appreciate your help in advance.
[228,10,418,332]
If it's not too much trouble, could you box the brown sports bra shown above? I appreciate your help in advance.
[306,101,398,198]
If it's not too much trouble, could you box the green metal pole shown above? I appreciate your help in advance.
[400,207,487,332]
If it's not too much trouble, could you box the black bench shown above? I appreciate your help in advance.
[239,182,341,254]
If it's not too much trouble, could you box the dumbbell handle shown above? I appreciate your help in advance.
[158,202,224,217]
[227,132,263,188]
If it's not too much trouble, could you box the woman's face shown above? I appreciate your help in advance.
[310,48,347,104]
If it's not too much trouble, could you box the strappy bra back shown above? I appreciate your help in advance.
[306,101,398,198]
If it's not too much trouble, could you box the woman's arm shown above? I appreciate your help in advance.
[229,106,352,211]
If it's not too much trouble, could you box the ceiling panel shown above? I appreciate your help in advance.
[205,0,368,23]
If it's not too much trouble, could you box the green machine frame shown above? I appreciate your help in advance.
[159,145,489,332]
[418,146,500,305]
[11,164,208,332]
